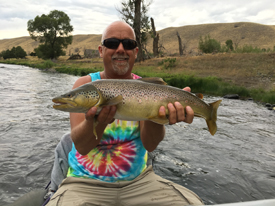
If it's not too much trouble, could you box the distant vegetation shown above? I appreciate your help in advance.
[1,20,275,104]
[0,46,27,59]
[27,10,73,60]
[199,34,275,54]
[1,53,274,104]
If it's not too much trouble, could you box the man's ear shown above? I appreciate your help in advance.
[98,45,103,57]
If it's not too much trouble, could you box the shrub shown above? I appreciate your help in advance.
[234,45,262,53]
[1,46,27,59]
[225,39,234,51]
[199,35,221,53]
[158,58,177,69]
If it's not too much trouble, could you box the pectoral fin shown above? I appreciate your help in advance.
[93,118,98,139]
[101,95,123,106]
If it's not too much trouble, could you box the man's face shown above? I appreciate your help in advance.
[99,23,138,77]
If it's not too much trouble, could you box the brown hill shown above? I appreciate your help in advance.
[1,22,275,56]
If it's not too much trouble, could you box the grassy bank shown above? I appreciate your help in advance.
[1,54,275,104]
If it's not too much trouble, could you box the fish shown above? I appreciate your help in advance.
[52,77,222,136]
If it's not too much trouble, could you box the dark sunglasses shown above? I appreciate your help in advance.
[102,38,137,50]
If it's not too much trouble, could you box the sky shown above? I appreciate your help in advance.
[1,0,275,40]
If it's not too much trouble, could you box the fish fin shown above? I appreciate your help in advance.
[195,93,204,99]
[137,77,167,85]
[101,95,123,106]
[206,100,222,135]
[149,117,169,125]
[93,118,98,140]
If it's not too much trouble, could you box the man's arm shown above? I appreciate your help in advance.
[140,87,194,152]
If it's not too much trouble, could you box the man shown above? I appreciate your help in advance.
[47,21,203,206]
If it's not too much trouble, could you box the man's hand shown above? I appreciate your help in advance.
[85,106,117,125]
[158,87,194,125]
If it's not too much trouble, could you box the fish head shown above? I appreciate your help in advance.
[52,83,100,113]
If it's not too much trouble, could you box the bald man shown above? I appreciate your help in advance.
[47,21,203,206]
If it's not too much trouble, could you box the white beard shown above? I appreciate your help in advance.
[113,61,130,75]
[112,54,130,75]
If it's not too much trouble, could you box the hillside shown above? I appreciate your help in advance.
[1,22,275,56]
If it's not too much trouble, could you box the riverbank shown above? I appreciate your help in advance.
[1,53,275,104]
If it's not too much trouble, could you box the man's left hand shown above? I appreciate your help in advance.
[158,87,194,125]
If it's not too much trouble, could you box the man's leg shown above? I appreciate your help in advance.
[50,133,72,192]
[121,166,204,206]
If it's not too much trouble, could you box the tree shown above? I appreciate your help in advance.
[117,0,152,61]
[176,31,183,56]
[199,35,221,53]
[225,39,234,51]
[27,10,73,59]
[150,17,159,57]
[1,46,27,59]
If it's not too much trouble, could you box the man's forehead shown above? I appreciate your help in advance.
[103,23,135,40]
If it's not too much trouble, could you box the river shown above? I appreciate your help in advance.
[0,63,274,205]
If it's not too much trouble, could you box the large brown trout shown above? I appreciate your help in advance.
[52,78,222,135]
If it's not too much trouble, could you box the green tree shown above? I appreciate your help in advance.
[27,10,73,59]
[117,0,152,61]
[1,46,27,59]
[12,46,27,58]
[225,39,234,51]
[199,35,221,53]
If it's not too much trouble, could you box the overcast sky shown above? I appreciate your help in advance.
[1,0,275,40]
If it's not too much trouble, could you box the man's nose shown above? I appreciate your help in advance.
[116,42,125,52]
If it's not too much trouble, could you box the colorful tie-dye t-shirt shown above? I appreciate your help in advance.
[67,72,148,182]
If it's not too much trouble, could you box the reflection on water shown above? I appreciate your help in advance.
[0,64,274,205]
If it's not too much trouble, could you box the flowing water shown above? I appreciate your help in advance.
[0,63,274,205]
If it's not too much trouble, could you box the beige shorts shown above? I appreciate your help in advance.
[47,166,204,206]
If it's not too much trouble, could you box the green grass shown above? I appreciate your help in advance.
[132,72,275,104]
[55,66,103,76]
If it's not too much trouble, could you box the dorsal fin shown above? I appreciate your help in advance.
[196,93,204,99]
[137,77,167,85]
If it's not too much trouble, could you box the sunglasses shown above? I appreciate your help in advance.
[102,38,137,50]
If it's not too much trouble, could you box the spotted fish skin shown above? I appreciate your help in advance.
[52,78,222,135]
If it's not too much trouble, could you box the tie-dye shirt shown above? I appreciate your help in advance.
[67,72,148,182]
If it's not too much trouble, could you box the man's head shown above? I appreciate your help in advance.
[99,21,138,78]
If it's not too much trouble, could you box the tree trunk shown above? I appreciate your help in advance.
[134,0,144,62]
[150,17,159,57]
[176,31,183,56]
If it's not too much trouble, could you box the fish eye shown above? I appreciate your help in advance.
[67,94,73,98]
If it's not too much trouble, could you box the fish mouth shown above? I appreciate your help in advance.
[52,98,77,109]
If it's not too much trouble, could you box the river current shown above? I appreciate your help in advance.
[0,63,274,205]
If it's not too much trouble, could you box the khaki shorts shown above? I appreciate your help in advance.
[47,166,204,206]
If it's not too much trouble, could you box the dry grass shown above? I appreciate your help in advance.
[1,52,275,103]
[1,22,275,56]
[134,53,275,91]
[13,53,275,91]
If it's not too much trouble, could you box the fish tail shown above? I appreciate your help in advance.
[206,100,222,135]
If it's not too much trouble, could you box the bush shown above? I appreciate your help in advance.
[234,45,263,53]
[1,46,27,59]
[199,35,221,53]
[225,39,234,51]
[158,58,177,69]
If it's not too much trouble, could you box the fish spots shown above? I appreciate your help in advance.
[91,79,208,111]
[79,91,99,99]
